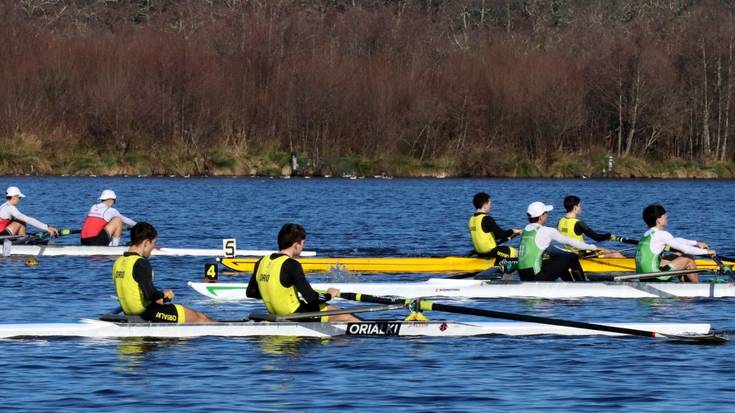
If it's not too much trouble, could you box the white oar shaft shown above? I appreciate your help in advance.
[614,269,707,281]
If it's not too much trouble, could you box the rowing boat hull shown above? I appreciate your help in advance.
[0,319,711,339]
[219,256,731,274]
[189,278,735,299]
[0,245,317,257]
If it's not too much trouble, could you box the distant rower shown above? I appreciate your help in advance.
[557,195,624,258]
[635,204,715,282]
[468,192,521,260]
[518,201,604,282]
[246,223,359,322]
[0,186,59,237]
[81,190,136,246]
[113,222,214,323]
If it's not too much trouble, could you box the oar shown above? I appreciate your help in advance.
[610,235,638,245]
[0,228,80,240]
[711,255,734,279]
[613,268,707,281]
[335,292,726,343]
[248,304,404,321]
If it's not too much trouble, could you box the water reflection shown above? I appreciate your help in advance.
[115,338,180,368]
[255,336,330,356]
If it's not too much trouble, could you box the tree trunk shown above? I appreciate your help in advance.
[723,36,733,161]
[702,38,712,157]
[623,65,641,156]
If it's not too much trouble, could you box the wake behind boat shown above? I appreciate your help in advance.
[0,317,714,339]
[189,277,735,300]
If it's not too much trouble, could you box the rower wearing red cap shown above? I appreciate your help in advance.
[0,186,59,237]
[81,190,137,246]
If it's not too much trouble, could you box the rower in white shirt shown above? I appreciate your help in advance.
[518,201,608,282]
[80,190,136,246]
[636,204,716,282]
[0,186,59,237]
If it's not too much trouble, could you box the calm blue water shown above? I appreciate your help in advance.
[1,177,734,412]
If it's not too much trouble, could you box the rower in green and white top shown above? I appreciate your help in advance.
[468,192,521,260]
[518,201,607,282]
[557,195,624,258]
[636,204,715,282]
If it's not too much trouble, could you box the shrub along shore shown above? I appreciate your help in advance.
[2,137,732,178]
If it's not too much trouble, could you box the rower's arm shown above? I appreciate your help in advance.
[666,234,709,256]
[105,207,136,226]
[9,206,48,231]
[245,260,262,299]
[283,259,328,304]
[548,227,597,251]
[482,216,514,243]
[575,221,611,242]
[132,260,165,302]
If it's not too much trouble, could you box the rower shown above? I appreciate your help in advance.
[636,204,715,282]
[518,201,604,282]
[113,222,214,323]
[81,190,136,246]
[0,186,59,238]
[468,192,521,264]
[246,223,359,322]
[557,195,624,258]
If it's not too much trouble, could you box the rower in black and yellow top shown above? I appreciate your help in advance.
[246,223,359,322]
[113,222,214,323]
[468,192,521,259]
[557,195,625,258]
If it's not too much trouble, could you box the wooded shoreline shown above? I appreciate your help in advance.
[4,1,735,178]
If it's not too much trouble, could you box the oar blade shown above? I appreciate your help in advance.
[656,332,729,344]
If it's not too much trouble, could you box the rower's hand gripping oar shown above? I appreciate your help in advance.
[335,292,727,344]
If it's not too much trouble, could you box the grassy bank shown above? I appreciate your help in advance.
[2,136,734,178]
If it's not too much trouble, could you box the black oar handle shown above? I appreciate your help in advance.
[611,235,639,245]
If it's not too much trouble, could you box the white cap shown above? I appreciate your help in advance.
[99,190,117,200]
[527,201,553,218]
[6,186,25,198]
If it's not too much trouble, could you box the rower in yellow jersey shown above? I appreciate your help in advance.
[113,222,214,323]
[557,195,625,258]
[468,192,521,261]
[246,223,358,322]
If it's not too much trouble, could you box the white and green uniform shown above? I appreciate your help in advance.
[636,228,708,280]
[518,223,597,281]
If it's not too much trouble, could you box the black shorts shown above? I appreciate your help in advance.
[294,301,328,322]
[519,254,585,282]
[81,230,110,246]
[477,245,518,260]
[140,303,185,324]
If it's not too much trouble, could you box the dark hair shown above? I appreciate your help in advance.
[527,213,541,223]
[563,195,580,212]
[130,222,158,245]
[472,192,490,209]
[642,204,666,227]
[278,223,307,250]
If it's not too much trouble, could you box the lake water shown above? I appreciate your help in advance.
[0,177,734,412]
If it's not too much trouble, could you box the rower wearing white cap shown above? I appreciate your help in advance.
[81,190,136,246]
[0,186,59,237]
[518,201,606,282]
